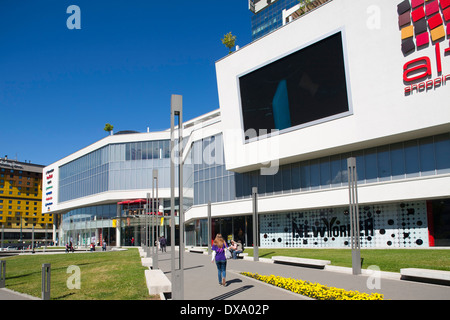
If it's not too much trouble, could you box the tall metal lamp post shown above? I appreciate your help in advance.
[152,169,159,270]
[170,94,184,300]
[252,187,259,262]
[347,157,361,275]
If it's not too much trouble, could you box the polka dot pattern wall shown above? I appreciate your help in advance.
[259,201,429,248]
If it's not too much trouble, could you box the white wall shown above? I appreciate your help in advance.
[216,0,450,173]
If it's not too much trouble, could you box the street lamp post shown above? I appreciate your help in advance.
[207,202,211,255]
[152,169,159,270]
[170,94,184,300]
[146,192,150,257]
[252,187,259,262]
[347,157,361,275]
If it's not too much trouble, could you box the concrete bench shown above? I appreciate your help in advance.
[145,269,171,295]
[400,268,450,285]
[272,256,331,269]
[188,247,207,254]
[141,257,153,268]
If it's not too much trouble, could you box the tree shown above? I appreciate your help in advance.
[104,123,114,135]
[221,32,237,54]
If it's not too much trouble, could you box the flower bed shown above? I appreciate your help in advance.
[240,272,384,300]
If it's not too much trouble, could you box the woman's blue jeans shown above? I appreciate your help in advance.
[215,260,227,283]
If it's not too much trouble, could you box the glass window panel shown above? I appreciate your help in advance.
[273,168,283,194]
[291,163,300,191]
[210,179,216,203]
[319,157,331,188]
[163,140,170,159]
[198,181,205,205]
[354,151,365,183]
[377,145,391,181]
[310,159,320,189]
[216,177,223,202]
[390,143,405,179]
[404,140,420,177]
[243,173,251,197]
[234,173,243,199]
[300,161,310,190]
[330,155,341,186]
[265,173,274,195]
[364,148,377,183]
[282,164,291,193]
[419,137,435,175]
[435,133,450,174]
[229,174,235,200]
[204,180,210,204]
[223,176,230,201]
[257,173,266,195]
[126,143,131,161]
[250,171,258,192]
[142,142,148,160]
[194,183,199,205]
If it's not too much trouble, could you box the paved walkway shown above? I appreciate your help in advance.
[0,288,39,300]
[153,248,450,300]
[1,247,450,300]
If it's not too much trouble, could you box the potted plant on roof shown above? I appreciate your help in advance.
[104,123,114,136]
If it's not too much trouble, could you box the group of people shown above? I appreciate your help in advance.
[65,240,108,253]
[211,234,244,287]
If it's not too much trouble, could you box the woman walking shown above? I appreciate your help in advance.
[211,234,228,286]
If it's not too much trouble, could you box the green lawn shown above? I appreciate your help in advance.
[244,248,450,273]
[2,248,156,300]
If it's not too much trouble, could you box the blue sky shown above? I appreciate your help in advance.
[0,1,252,166]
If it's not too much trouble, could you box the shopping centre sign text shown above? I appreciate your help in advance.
[398,0,450,95]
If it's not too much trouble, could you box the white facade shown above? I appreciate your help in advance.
[187,0,450,247]
[44,0,450,248]
[217,0,450,173]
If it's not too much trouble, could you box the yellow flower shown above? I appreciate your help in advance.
[241,272,384,301]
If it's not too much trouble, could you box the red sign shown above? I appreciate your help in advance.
[398,0,450,95]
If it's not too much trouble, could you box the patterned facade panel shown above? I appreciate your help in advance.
[259,201,429,248]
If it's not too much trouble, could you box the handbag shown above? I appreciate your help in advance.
[225,248,232,259]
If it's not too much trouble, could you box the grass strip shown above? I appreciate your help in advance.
[243,248,450,273]
[2,248,156,300]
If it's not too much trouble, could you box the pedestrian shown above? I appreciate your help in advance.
[102,240,107,251]
[232,240,243,259]
[211,234,229,286]
[159,236,167,252]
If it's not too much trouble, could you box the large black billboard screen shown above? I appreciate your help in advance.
[238,31,350,140]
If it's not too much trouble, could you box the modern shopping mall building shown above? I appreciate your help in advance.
[43,0,450,248]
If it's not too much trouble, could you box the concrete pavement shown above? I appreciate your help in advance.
[152,248,450,300]
[0,288,39,300]
[1,247,449,301]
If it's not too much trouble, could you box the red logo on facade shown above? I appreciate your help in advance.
[398,0,450,94]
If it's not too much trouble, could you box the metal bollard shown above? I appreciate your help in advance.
[0,260,5,288]
[41,264,51,300]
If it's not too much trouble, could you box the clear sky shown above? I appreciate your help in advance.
[0,0,252,166]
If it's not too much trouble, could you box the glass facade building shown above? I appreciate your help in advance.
[59,140,174,203]
[50,129,450,248]
[251,0,299,40]
[192,133,450,204]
